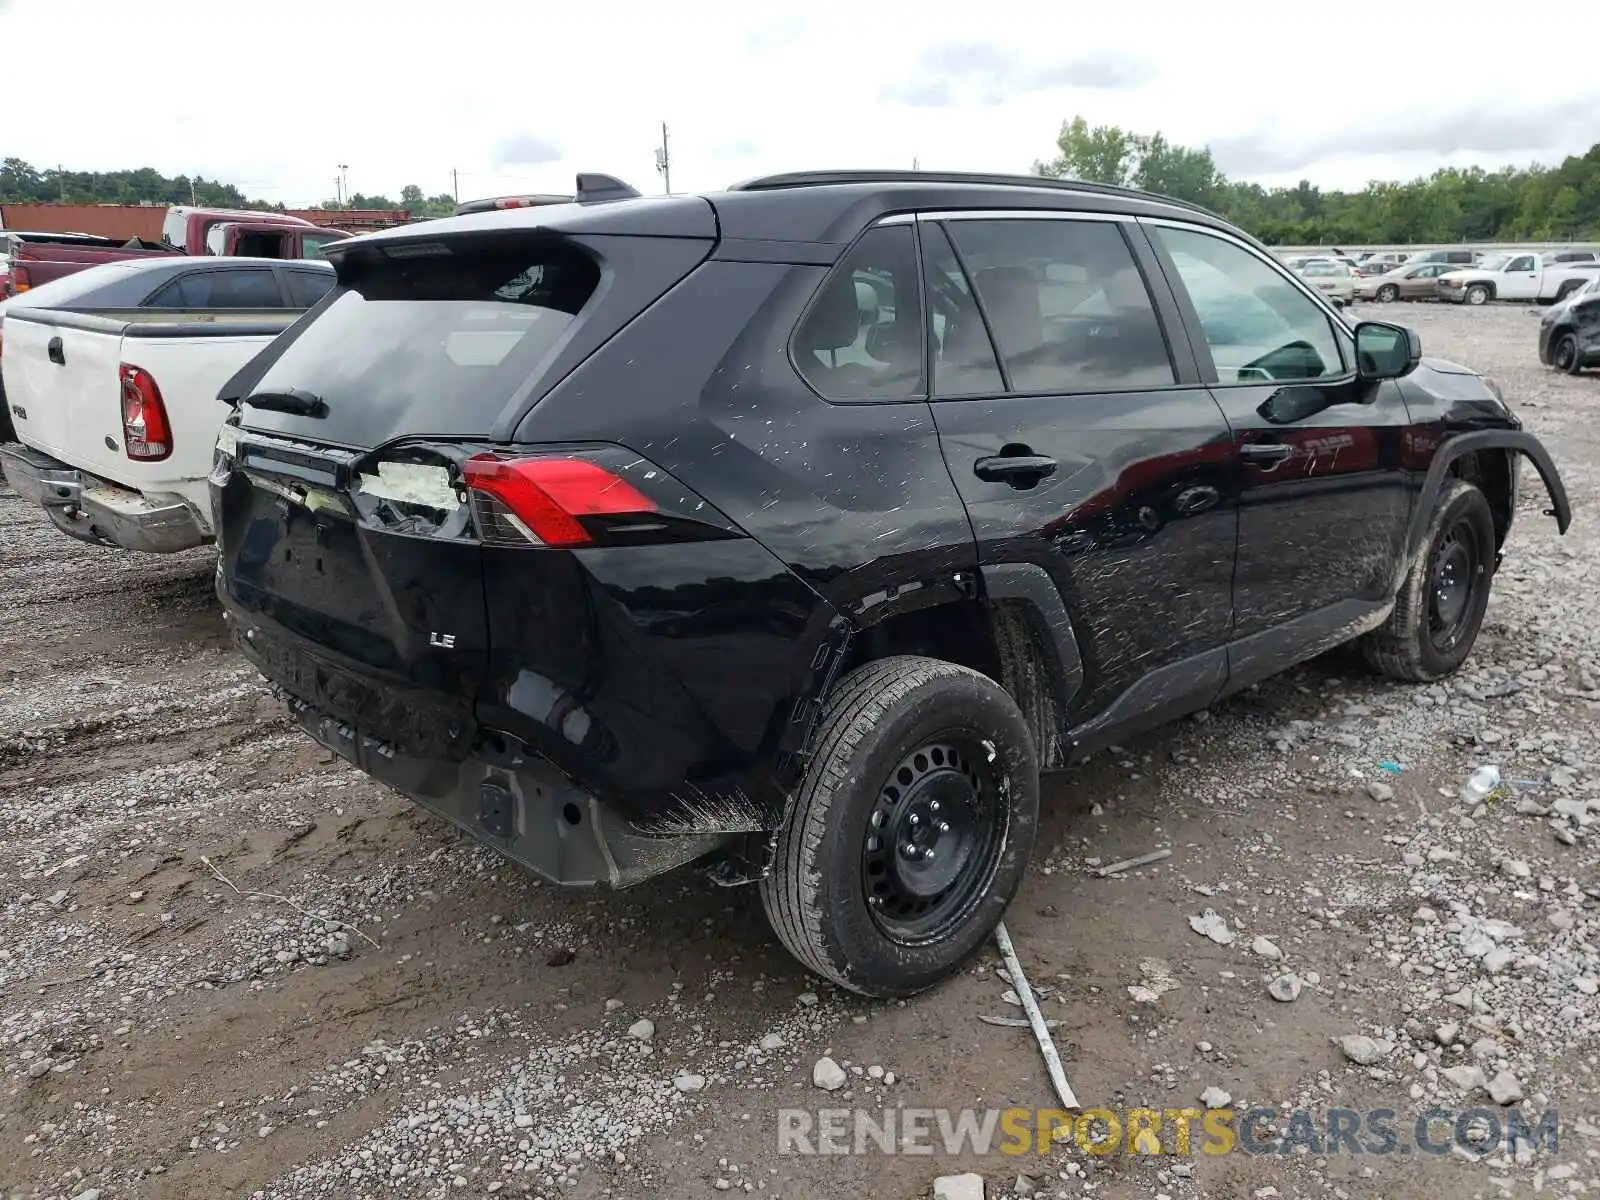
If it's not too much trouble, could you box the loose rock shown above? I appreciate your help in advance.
[812,1056,847,1092]
[1338,1035,1392,1066]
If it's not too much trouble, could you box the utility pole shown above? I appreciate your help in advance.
[338,164,350,207]
[655,123,671,195]
[58,164,66,202]
[189,175,197,205]
[452,168,459,202]
[912,156,920,171]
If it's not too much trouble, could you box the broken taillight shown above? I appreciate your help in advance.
[120,364,172,461]
[463,454,658,548]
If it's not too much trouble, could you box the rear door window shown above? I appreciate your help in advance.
[145,268,286,309]
[943,218,1176,393]
[791,225,924,401]
[244,236,601,441]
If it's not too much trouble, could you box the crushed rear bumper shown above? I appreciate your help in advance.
[224,611,729,888]
[0,443,211,554]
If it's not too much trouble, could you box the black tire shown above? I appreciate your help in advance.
[1377,284,1399,303]
[1465,284,1491,306]
[1361,479,1496,682]
[1553,332,1584,375]
[760,655,1039,998]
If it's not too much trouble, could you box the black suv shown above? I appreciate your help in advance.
[212,170,1570,998]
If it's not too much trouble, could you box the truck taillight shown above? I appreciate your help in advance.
[10,266,29,295]
[120,364,172,461]
[463,455,657,548]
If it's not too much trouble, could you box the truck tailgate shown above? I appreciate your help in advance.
[2,309,297,491]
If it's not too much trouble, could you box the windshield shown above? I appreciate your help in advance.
[245,236,601,444]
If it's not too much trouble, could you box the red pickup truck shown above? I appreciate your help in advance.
[2,208,352,298]
[161,206,350,259]
[2,231,180,297]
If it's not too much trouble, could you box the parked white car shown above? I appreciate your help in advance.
[1298,260,1357,304]
[1436,253,1600,306]
[0,258,330,552]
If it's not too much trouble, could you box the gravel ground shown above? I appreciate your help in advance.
[1,302,1596,1200]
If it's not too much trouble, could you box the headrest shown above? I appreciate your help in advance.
[802,274,864,354]
[1105,267,1150,310]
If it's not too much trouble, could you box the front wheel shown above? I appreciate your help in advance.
[1465,284,1491,306]
[1377,284,1400,303]
[760,656,1039,998]
[1360,479,1496,682]
[1552,331,1585,375]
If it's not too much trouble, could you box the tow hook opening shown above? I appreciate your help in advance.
[478,780,515,839]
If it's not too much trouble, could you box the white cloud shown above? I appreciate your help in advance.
[3,0,1597,207]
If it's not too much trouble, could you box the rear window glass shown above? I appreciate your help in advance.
[245,238,600,440]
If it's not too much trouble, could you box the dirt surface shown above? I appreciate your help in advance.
[2,303,1597,1200]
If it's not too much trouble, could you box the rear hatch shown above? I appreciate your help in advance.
[215,212,717,755]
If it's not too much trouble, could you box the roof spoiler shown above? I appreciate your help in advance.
[452,173,641,216]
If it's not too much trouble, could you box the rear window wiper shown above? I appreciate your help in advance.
[244,388,328,418]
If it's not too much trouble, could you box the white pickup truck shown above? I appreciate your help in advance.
[1436,252,1600,306]
[0,307,304,552]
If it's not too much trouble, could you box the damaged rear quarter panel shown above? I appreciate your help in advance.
[503,258,979,832]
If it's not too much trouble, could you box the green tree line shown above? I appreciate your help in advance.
[0,158,457,219]
[1037,117,1600,245]
[1,157,256,209]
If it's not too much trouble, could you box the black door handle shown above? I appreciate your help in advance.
[47,337,65,365]
[974,454,1058,486]
[1240,441,1293,465]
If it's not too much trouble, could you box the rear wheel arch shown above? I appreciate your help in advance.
[817,564,1084,772]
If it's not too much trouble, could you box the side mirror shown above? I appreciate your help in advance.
[1355,320,1421,381]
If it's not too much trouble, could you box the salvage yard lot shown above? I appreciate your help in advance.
[2,303,1597,1200]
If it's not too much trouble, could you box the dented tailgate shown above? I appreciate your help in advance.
[216,431,490,759]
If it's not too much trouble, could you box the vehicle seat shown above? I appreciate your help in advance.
[798,274,873,388]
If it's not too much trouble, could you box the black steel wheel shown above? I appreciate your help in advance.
[861,737,1007,946]
[1553,332,1582,375]
[1425,518,1483,656]
[761,655,1039,998]
[1361,478,1496,681]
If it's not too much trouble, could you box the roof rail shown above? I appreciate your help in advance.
[453,173,642,217]
[726,169,1215,217]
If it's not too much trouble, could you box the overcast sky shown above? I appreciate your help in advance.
[5,0,1598,208]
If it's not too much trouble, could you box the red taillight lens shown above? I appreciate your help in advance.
[120,364,172,461]
[11,266,30,295]
[463,455,658,548]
